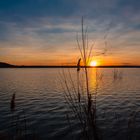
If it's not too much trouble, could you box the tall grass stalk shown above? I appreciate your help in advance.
[60,18,100,140]
[113,68,123,81]
[10,93,29,140]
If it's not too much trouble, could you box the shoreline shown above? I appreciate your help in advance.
[0,66,140,68]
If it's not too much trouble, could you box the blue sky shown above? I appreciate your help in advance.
[0,0,140,65]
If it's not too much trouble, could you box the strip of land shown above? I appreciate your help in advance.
[0,62,140,68]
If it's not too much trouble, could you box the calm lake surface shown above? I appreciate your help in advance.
[0,68,140,140]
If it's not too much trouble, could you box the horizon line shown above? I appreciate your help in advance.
[0,62,140,68]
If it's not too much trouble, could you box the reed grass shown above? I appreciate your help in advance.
[10,93,15,112]
[113,68,123,81]
[60,17,101,140]
[10,93,38,140]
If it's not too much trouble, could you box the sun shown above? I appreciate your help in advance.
[90,60,98,66]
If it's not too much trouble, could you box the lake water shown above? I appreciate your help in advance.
[0,68,140,140]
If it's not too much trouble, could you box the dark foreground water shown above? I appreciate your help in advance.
[0,68,140,140]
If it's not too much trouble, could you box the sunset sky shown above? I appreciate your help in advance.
[0,0,140,66]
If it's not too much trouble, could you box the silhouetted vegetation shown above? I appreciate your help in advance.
[60,18,101,140]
